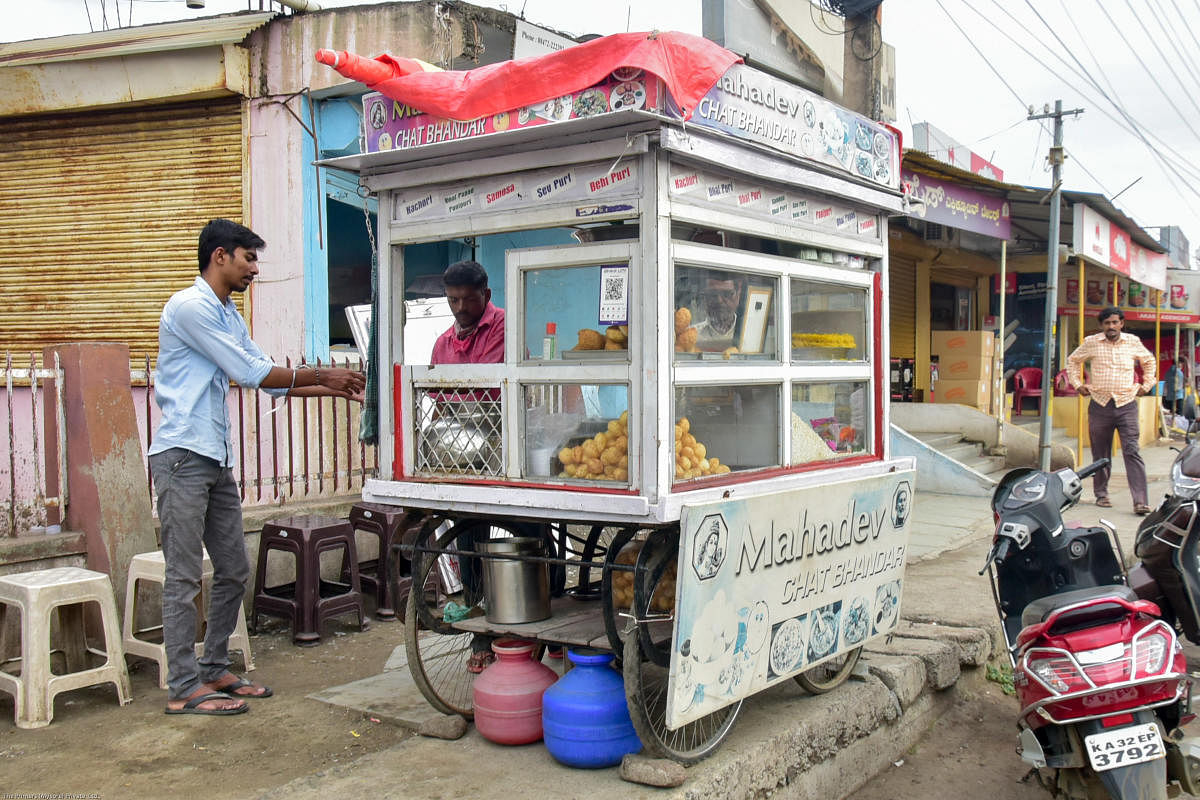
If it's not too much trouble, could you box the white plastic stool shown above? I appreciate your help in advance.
[0,566,132,728]
[123,551,255,689]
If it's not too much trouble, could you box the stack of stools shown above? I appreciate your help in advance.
[251,515,367,645]
[0,566,132,728]
[346,502,414,620]
[122,550,255,689]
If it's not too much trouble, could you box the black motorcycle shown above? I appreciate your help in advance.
[1128,425,1200,646]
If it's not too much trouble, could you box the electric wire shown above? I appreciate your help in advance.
[930,0,1064,196]
[1149,0,1200,91]
[1018,0,1200,212]
[946,0,1200,225]
[1124,0,1200,121]
[1094,0,1200,141]
[1172,0,1200,57]
[979,0,1200,192]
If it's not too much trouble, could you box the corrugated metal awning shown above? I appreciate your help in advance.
[0,11,275,67]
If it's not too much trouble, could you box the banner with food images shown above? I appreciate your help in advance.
[669,469,915,728]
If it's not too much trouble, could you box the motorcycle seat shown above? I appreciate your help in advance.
[1020,585,1138,627]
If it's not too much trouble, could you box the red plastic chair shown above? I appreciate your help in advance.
[1053,369,1077,397]
[1012,367,1043,416]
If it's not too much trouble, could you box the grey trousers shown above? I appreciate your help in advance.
[149,447,249,699]
[1087,399,1149,506]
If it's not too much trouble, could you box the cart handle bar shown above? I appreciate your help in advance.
[401,542,638,572]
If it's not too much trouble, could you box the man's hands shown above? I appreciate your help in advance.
[1136,384,1149,397]
[1077,384,1091,397]
[319,367,366,400]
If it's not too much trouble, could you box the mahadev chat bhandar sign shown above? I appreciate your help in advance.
[668,470,915,728]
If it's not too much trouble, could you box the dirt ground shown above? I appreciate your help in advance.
[0,614,414,800]
[855,679,1200,800]
[854,685,1050,799]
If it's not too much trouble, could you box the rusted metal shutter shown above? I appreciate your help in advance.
[0,99,244,366]
[889,255,917,359]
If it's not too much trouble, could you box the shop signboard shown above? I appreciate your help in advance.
[690,63,901,191]
[668,470,915,728]
[1072,203,1168,290]
[668,164,882,247]
[1056,267,1200,324]
[900,167,1010,239]
[389,159,640,225]
[361,71,666,153]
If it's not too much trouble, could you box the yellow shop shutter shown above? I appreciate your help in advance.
[889,255,917,359]
[0,99,244,366]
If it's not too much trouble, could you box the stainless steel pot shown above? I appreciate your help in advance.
[478,537,551,624]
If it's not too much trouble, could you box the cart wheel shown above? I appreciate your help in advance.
[568,524,624,598]
[793,647,863,694]
[600,527,641,658]
[623,629,741,764]
[633,532,677,667]
[404,518,550,718]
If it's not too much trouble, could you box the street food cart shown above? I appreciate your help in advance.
[319,35,916,763]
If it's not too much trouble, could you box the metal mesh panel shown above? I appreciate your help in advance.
[415,389,504,477]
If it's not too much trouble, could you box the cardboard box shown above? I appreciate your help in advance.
[931,330,995,358]
[932,379,991,409]
[938,353,994,381]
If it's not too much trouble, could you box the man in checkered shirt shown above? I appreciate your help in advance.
[1066,306,1157,515]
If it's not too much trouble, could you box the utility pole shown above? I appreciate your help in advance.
[1029,100,1084,470]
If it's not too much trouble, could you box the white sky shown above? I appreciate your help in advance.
[6,0,1199,258]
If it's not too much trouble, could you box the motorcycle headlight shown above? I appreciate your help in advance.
[1172,461,1200,498]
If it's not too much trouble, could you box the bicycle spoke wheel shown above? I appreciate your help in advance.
[623,629,741,764]
[794,646,862,694]
[404,518,554,718]
[404,519,485,717]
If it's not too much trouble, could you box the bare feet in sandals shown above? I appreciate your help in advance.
[165,685,247,716]
[206,673,273,698]
[466,651,495,674]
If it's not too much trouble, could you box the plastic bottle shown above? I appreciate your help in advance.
[542,322,558,360]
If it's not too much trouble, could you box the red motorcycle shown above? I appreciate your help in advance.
[983,459,1200,799]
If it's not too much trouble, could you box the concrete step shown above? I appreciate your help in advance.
[940,441,982,462]
[961,454,1007,476]
[913,431,964,449]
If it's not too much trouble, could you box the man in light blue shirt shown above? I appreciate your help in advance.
[151,219,365,716]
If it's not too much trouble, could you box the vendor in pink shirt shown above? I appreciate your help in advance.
[431,260,504,366]
[430,259,504,673]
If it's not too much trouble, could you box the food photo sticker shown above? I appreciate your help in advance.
[843,596,870,646]
[610,81,647,111]
[807,600,843,663]
[768,614,807,678]
[573,88,609,117]
[873,579,901,635]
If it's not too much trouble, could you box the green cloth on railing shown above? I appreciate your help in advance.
[359,236,379,445]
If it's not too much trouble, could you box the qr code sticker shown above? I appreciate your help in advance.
[603,276,623,302]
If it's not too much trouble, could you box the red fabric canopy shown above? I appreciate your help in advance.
[316,31,741,122]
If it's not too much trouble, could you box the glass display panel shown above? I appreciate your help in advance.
[523,384,630,482]
[523,264,631,361]
[790,382,871,463]
[414,387,503,477]
[673,385,781,479]
[790,278,869,362]
[673,266,777,361]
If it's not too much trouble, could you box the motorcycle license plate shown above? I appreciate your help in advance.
[1084,722,1164,772]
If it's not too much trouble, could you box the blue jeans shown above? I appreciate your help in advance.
[149,447,249,699]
